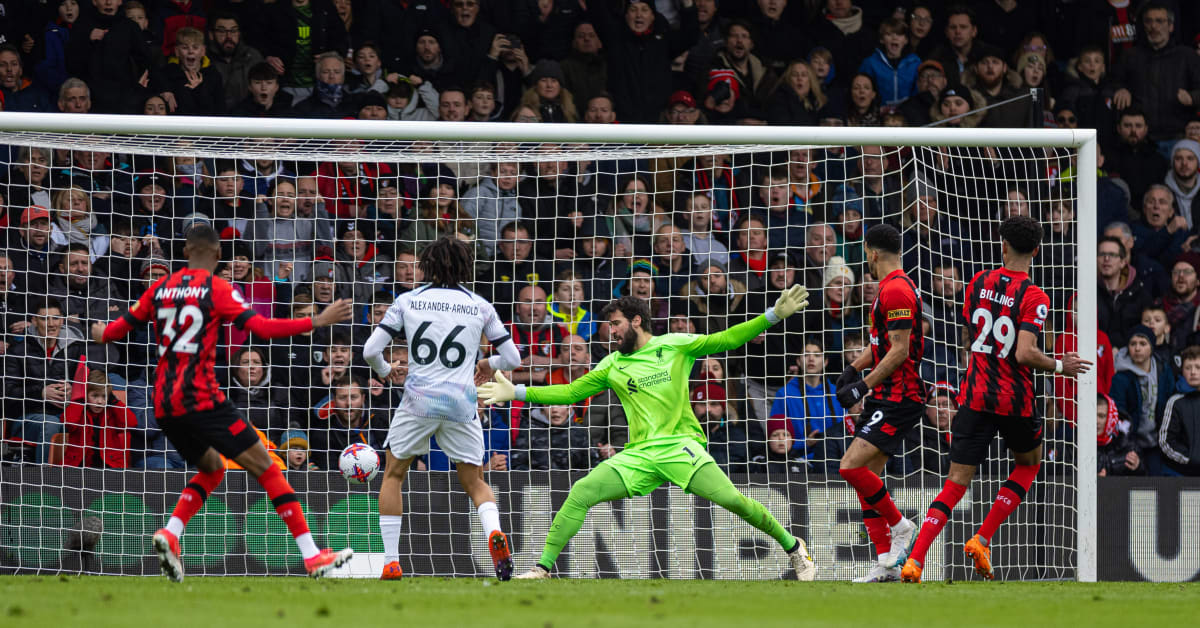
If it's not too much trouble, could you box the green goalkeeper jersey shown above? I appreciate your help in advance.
[522,314,774,446]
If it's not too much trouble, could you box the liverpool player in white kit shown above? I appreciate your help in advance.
[363,237,523,581]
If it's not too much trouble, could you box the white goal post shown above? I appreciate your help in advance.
[0,113,1097,581]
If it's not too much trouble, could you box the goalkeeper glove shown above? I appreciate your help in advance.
[772,285,810,319]
[836,379,870,409]
[835,365,860,390]
[478,371,516,406]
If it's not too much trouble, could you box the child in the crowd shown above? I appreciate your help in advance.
[281,429,320,471]
[1097,393,1144,476]
[1140,305,1177,373]
[62,370,136,468]
[547,271,596,341]
[1111,325,1176,469]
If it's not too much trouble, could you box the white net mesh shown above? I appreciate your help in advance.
[0,124,1087,580]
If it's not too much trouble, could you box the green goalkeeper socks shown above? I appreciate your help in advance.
[538,464,629,571]
[686,462,797,550]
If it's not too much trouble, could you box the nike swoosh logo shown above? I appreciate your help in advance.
[617,365,628,370]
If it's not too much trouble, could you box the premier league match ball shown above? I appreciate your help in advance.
[338,443,380,484]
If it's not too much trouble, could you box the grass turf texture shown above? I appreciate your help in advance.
[2,576,1195,627]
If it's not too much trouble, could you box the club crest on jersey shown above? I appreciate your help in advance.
[626,375,639,394]
[655,347,664,363]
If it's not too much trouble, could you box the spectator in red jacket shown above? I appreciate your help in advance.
[62,370,136,468]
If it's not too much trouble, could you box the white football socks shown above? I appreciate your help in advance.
[380,515,403,563]
[477,502,502,537]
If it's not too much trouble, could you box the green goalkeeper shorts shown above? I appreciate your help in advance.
[601,436,716,497]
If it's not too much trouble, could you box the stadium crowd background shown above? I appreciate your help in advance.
[0,0,1199,479]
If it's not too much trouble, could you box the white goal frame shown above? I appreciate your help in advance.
[0,113,1098,581]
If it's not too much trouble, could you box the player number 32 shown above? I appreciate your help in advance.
[156,305,204,356]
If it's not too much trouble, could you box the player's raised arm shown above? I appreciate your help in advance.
[214,275,352,339]
[681,284,810,356]
[92,277,163,344]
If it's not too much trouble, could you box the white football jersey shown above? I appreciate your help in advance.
[378,285,510,422]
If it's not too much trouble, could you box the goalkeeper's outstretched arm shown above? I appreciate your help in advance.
[478,366,611,407]
[682,284,810,356]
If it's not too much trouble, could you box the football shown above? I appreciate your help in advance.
[338,443,380,484]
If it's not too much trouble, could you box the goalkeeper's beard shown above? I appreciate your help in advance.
[616,330,638,355]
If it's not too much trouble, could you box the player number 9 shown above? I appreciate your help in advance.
[970,308,1017,359]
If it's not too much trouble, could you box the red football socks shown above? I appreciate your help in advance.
[978,464,1039,543]
[840,467,903,526]
[858,493,892,556]
[909,479,967,565]
[170,467,225,528]
[257,465,311,539]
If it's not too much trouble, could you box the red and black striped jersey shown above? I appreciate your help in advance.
[112,268,313,418]
[868,269,925,404]
[957,268,1051,416]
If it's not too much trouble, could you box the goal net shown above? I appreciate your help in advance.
[0,116,1097,581]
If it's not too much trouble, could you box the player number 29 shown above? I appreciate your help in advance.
[410,322,469,368]
[969,308,1016,358]
[156,305,204,356]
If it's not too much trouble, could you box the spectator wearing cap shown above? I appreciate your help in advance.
[897,59,945,126]
[929,81,986,128]
[767,339,845,459]
[1165,139,1200,225]
[1162,253,1200,335]
[511,404,595,471]
[258,0,347,103]
[355,90,388,120]
[928,4,981,86]
[7,206,53,297]
[1111,3,1200,146]
[128,174,175,244]
[707,19,776,114]
[702,68,753,124]
[1111,324,1176,457]
[1096,393,1145,476]
[584,0,699,124]
[562,22,608,110]
[857,18,921,106]
[766,60,826,126]
[692,382,764,475]
[292,51,356,118]
[812,256,861,354]
[281,429,320,471]
[410,27,461,91]
[333,219,392,305]
[967,42,1029,128]
[521,59,577,123]
[47,242,123,334]
[662,89,705,124]
[755,424,811,475]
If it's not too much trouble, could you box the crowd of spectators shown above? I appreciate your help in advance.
[1,0,1200,478]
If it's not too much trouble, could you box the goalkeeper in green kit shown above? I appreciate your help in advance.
[477,287,817,580]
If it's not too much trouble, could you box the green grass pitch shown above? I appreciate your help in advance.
[2,576,1197,628]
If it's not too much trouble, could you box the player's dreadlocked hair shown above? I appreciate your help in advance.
[602,296,653,332]
[999,214,1042,255]
[420,235,473,288]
